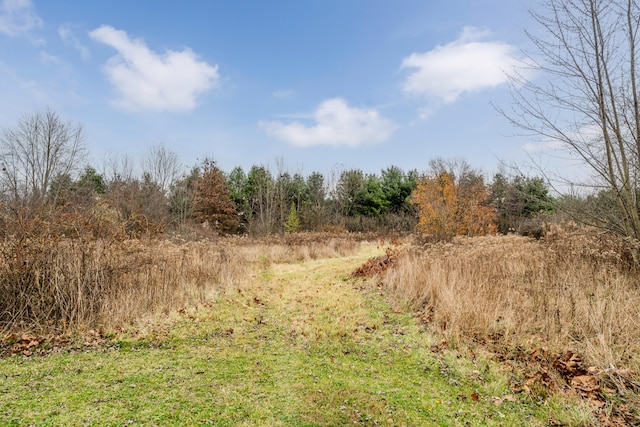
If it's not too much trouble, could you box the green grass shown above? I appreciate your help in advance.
[0,244,593,426]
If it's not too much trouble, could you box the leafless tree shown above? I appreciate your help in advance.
[247,164,277,235]
[102,152,135,184]
[0,109,86,209]
[500,0,640,259]
[141,144,181,193]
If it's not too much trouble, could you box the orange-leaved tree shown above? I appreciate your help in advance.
[456,172,497,237]
[411,171,458,241]
[411,159,496,240]
[192,159,240,233]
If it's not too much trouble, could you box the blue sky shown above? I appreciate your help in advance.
[0,0,545,178]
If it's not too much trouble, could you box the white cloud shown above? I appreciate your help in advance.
[0,61,53,108]
[0,0,43,37]
[401,26,526,105]
[521,140,564,153]
[259,98,396,147]
[418,107,435,121]
[59,25,89,59]
[89,25,219,112]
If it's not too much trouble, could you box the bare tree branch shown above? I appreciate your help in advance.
[0,108,86,210]
[141,144,181,194]
[499,0,640,259]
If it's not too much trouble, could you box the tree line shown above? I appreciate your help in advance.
[0,109,561,241]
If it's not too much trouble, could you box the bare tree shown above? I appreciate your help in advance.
[247,164,277,235]
[102,152,135,185]
[501,0,640,257]
[141,144,181,193]
[0,109,86,209]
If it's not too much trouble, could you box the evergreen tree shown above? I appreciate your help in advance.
[285,201,300,233]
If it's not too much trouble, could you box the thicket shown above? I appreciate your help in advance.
[223,164,419,234]
[411,159,497,241]
[0,205,245,332]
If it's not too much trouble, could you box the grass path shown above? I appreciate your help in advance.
[0,243,588,426]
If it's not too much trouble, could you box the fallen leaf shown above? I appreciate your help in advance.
[571,375,599,393]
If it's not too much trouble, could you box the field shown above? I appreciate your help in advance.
[0,231,637,425]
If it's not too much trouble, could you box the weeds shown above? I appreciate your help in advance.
[0,209,364,336]
[0,236,245,334]
[379,228,640,423]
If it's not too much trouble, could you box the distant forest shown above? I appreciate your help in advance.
[0,110,566,241]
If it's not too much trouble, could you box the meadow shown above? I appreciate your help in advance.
[0,229,637,425]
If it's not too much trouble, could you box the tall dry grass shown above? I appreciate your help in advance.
[383,228,640,374]
[232,232,363,265]
[0,226,364,334]
[0,236,247,333]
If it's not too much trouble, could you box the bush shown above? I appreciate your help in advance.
[0,205,241,333]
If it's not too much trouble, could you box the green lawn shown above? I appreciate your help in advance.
[0,244,592,426]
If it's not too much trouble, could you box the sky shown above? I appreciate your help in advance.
[0,0,551,178]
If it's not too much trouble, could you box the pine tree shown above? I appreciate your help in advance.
[285,201,300,233]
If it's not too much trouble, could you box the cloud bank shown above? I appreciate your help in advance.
[401,27,524,105]
[0,0,42,37]
[260,98,396,147]
[89,25,219,112]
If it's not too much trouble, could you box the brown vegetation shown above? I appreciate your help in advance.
[375,227,640,423]
[349,239,403,278]
[0,230,244,334]
[0,218,364,336]
[232,232,364,265]
[192,159,240,233]
[411,159,497,241]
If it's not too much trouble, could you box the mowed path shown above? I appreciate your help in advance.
[0,243,562,426]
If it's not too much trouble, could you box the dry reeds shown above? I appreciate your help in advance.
[383,229,640,374]
[0,221,365,335]
[0,236,247,333]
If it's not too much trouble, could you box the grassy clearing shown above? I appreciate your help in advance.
[0,241,591,426]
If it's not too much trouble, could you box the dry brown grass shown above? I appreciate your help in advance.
[0,237,246,333]
[0,231,365,335]
[383,228,640,380]
[231,232,364,265]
